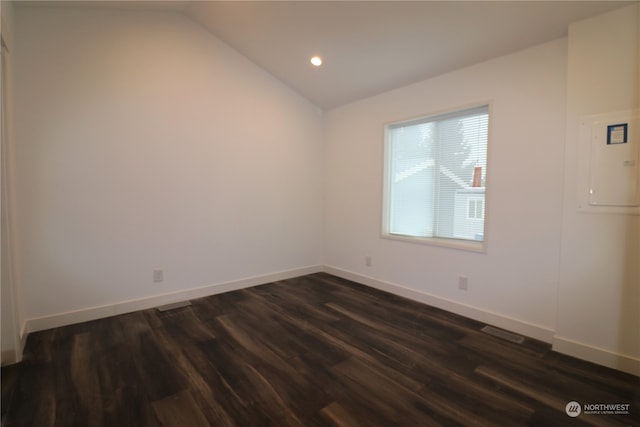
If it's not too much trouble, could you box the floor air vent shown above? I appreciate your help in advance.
[481,325,524,344]
[156,301,192,312]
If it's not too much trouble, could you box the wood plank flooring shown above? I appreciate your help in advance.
[2,273,639,426]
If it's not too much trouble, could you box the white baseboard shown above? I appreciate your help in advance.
[324,265,555,343]
[23,265,323,334]
[18,264,639,377]
[324,266,640,376]
[553,336,640,377]
[19,322,27,360]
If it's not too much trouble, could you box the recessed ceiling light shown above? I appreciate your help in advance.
[310,56,322,67]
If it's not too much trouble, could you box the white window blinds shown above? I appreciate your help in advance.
[385,105,489,242]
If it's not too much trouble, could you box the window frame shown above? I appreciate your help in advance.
[381,103,492,253]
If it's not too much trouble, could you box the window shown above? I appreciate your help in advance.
[383,105,489,249]
[467,198,484,220]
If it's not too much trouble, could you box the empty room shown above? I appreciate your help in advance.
[1,1,639,426]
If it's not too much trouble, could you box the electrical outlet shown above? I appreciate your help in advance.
[365,255,372,267]
[153,269,164,283]
[458,275,468,291]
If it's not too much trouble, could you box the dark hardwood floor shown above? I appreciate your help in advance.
[2,273,639,426]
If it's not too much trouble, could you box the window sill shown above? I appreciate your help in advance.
[381,233,486,253]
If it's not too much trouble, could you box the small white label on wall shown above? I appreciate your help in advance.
[607,123,628,145]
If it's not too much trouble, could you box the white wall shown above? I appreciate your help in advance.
[555,4,639,375]
[324,39,567,343]
[12,7,324,330]
[1,0,21,365]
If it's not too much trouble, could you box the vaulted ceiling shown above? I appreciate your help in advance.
[21,1,637,109]
[185,1,634,109]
